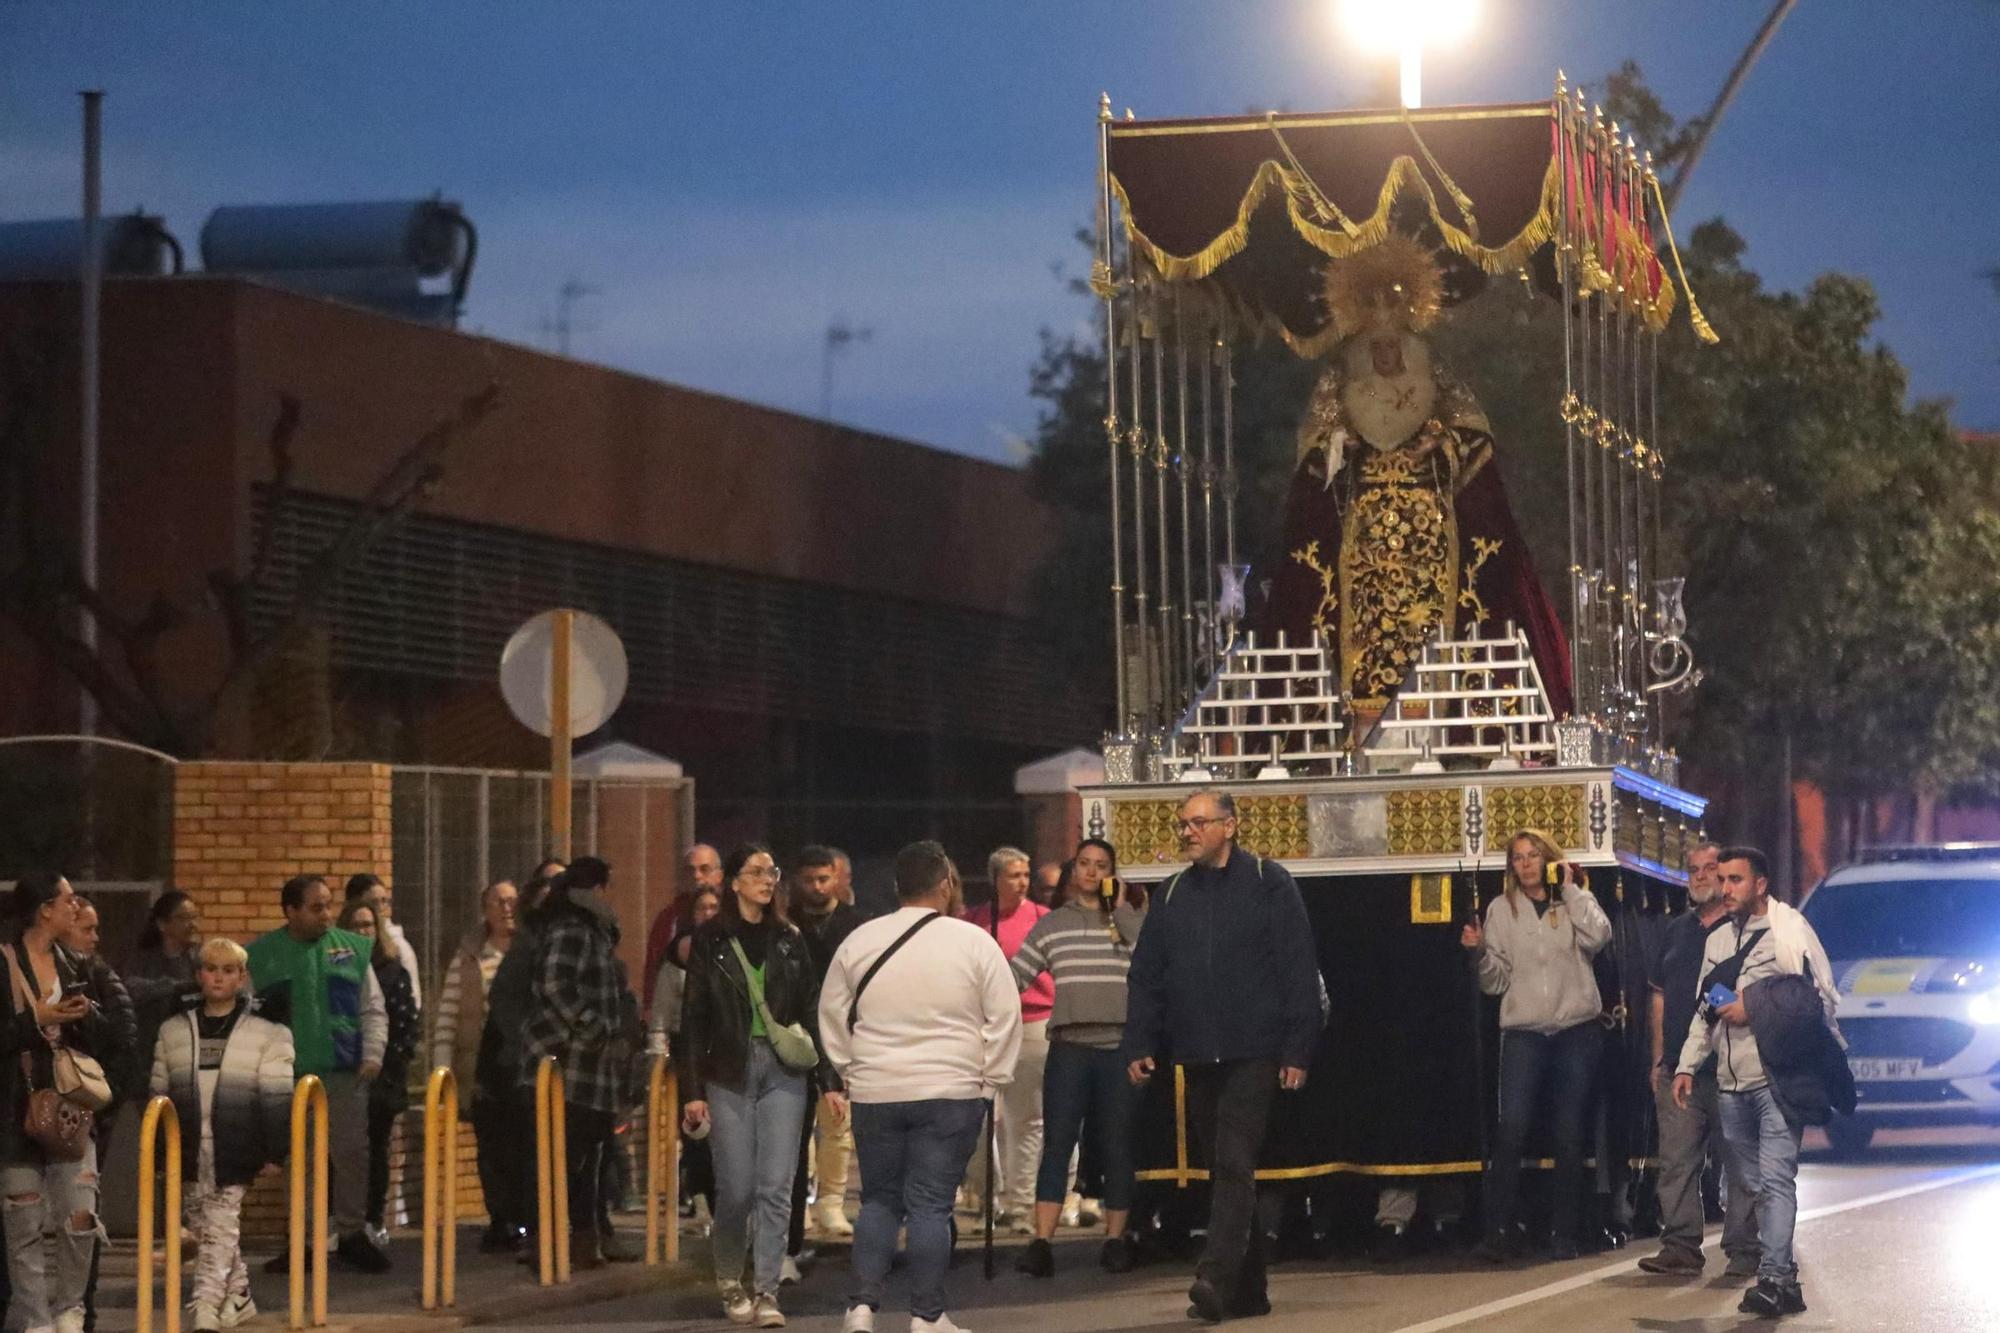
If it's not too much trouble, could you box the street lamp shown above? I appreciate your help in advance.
[1336,0,1478,109]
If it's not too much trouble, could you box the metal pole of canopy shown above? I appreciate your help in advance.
[1127,250,1153,728]
[1220,308,1239,628]
[1199,308,1218,678]
[1556,76,1583,717]
[1175,287,1197,706]
[1152,284,1175,718]
[1099,97,1129,729]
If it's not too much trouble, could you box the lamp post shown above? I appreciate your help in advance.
[1336,0,1478,109]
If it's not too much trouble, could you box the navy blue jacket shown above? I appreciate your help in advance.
[1120,848,1323,1070]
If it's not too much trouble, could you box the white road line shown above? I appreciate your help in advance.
[1386,1163,2000,1333]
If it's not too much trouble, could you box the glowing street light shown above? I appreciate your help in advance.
[1336,0,1479,109]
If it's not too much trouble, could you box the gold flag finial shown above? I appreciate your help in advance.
[1099,92,1112,122]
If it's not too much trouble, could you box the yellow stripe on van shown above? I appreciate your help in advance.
[1849,958,1930,995]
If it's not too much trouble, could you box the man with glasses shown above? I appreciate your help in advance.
[1124,790,1322,1324]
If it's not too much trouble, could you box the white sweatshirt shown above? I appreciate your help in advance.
[818,906,1023,1104]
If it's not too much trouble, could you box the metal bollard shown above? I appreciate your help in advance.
[533,1056,570,1286]
[643,1055,681,1266]
[136,1095,183,1333]
[289,1075,329,1330]
[421,1067,461,1309]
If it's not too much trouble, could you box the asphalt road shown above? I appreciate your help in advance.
[490,1127,2000,1333]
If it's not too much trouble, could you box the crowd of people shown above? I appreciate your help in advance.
[0,787,1849,1331]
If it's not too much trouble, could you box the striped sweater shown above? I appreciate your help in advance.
[1009,900,1147,1049]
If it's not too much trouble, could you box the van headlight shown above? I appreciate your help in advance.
[1970,991,2000,1026]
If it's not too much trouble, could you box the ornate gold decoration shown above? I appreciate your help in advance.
[1483,784,1587,853]
[1236,795,1311,859]
[1386,788,1463,857]
[1458,536,1502,624]
[1321,233,1444,338]
[1410,873,1453,924]
[1289,540,1339,644]
[1111,799,1182,865]
[1341,441,1459,708]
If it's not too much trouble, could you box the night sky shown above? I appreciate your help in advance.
[4,1,1995,461]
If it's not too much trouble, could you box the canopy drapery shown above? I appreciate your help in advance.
[1105,102,1707,356]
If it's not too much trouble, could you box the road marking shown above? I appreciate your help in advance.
[1387,1163,2000,1333]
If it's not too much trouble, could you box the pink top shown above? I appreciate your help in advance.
[962,899,1054,1024]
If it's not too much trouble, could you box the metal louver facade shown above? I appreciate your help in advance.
[249,489,1102,747]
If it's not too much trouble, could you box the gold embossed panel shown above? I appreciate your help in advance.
[1385,788,1463,857]
[1483,783,1586,852]
[1111,799,1181,866]
[1236,795,1311,860]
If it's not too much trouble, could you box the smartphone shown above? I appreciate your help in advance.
[1544,861,1562,887]
[60,981,89,1000]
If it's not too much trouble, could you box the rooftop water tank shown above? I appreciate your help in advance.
[0,212,183,280]
[199,197,476,327]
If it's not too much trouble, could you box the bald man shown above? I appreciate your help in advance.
[643,842,723,1007]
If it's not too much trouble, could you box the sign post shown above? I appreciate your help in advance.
[500,609,628,862]
[550,609,574,859]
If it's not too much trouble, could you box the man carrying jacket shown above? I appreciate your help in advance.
[1674,846,1841,1320]
[1124,789,1322,1325]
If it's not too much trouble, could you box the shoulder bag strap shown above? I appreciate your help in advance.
[846,913,939,1032]
[4,945,42,1084]
[727,936,773,1018]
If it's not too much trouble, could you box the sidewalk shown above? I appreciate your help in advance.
[93,1217,710,1333]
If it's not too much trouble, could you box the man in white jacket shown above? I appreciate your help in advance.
[819,841,1021,1333]
[1674,846,1837,1320]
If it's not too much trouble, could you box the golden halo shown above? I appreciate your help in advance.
[1322,234,1445,338]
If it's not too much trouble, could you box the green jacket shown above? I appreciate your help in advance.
[247,927,387,1078]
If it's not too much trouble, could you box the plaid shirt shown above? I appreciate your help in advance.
[520,899,635,1113]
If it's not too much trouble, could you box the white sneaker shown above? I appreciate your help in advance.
[1058,1205,1080,1229]
[187,1304,220,1333]
[911,1315,970,1333]
[1078,1197,1103,1227]
[816,1206,854,1238]
[54,1310,86,1333]
[779,1254,803,1285]
[720,1281,755,1325]
[753,1292,786,1328]
[218,1294,258,1328]
[842,1306,877,1333]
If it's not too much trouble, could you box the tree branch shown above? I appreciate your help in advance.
[1665,0,1798,215]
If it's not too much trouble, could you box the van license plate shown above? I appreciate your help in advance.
[1850,1057,1924,1080]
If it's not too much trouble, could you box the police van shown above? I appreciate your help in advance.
[1800,844,2000,1154]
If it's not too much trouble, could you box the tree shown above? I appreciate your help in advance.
[0,311,500,758]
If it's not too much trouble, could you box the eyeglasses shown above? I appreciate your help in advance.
[1175,816,1230,833]
[742,866,784,883]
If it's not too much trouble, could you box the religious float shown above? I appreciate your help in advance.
[1078,80,1720,1199]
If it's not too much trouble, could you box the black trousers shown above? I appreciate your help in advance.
[565,1104,617,1246]
[472,1093,526,1234]
[1484,1021,1599,1248]
[1183,1058,1278,1305]
[365,1100,404,1229]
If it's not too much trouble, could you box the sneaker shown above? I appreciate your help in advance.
[1015,1237,1053,1278]
[1724,1252,1763,1279]
[218,1294,257,1328]
[366,1223,391,1250]
[1059,1203,1080,1229]
[816,1206,854,1238]
[910,1316,971,1332]
[720,1282,754,1325]
[1738,1280,1786,1316]
[1638,1247,1704,1275]
[752,1293,786,1328]
[1008,1216,1037,1237]
[1100,1233,1136,1274]
[1780,1284,1807,1315]
[779,1254,803,1286]
[336,1230,392,1274]
[188,1304,220,1333]
[841,1306,876,1333]
[1078,1198,1102,1228]
[1187,1277,1226,1324]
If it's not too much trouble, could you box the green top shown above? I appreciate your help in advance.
[246,926,373,1077]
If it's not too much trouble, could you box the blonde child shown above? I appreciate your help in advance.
[150,938,294,1331]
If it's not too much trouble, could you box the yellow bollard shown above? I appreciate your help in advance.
[421,1067,461,1309]
[289,1076,329,1331]
[136,1095,183,1333]
[643,1055,681,1266]
[534,1056,570,1286]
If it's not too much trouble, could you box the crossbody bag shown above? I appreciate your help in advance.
[4,946,105,1161]
[729,937,820,1073]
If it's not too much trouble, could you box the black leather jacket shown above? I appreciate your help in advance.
[678,916,829,1101]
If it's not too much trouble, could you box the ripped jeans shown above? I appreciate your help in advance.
[2,1141,101,1333]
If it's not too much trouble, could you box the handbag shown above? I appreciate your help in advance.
[729,937,819,1073]
[4,946,96,1160]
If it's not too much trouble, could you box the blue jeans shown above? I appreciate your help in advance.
[1718,1084,1802,1284]
[1038,1041,1141,1212]
[850,1097,987,1322]
[1483,1021,1598,1248]
[707,1042,810,1296]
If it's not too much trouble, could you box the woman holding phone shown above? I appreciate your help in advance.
[1460,829,1610,1262]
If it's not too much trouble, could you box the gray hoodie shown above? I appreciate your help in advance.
[1474,885,1612,1034]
